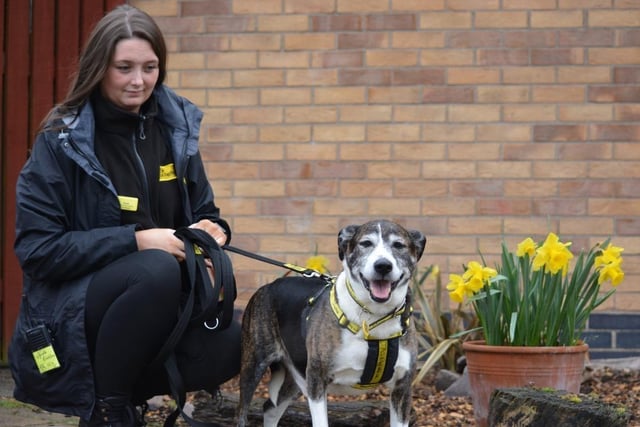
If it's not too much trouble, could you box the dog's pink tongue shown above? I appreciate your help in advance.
[371,280,392,300]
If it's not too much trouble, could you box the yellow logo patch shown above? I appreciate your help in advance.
[159,163,177,182]
[118,195,139,212]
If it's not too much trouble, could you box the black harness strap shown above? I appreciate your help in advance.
[357,337,400,388]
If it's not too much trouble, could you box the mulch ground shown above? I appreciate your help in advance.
[147,366,640,426]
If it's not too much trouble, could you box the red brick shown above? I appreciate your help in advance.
[423,86,474,103]
[392,69,446,85]
[478,86,530,103]
[286,69,337,86]
[533,125,587,142]
[286,180,339,196]
[450,180,503,197]
[311,15,363,31]
[503,144,555,160]
[369,86,422,103]
[558,180,621,197]
[181,0,231,16]
[616,105,640,121]
[366,14,417,30]
[259,52,309,68]
[284,33,335,51]
[476,11,528,28]
[589,47,640,65]
[393,32,445,48]
[591,124,640,141]
[531,48,584,65]
[589,86,640,103]
[393,142,446,159]
[258,15,309,32]
[617,218,640,236]
[285,106,337,123]
[341,105,393,122]
[420,12,472,29]
[619,30,640,46]
[311,51,363,68]
[340,142,391,161]
[530,11,584,28]
[337,33,388,49]
[205,16,255,32]
[155,16,204,34]
[477,199,532,215]
[261,199,313,216]
[260,162,312,179]
[179,35,228,52]
[503,31,556,48]
[557,29,615,46]
[447,31,501,48]
[614,67,640,83]
[338,69,390,86]
[284,0,336,13]
[533,86,585,103]
[393,0,445,11]
[557,142,612,160]
[233,0,281,14]
[534,199,588,216]
[314,161,367,179]
[478,49,529,65]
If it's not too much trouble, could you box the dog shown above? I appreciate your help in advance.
[236,219,426,427]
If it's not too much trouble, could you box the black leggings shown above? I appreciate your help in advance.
[85,249,241,403]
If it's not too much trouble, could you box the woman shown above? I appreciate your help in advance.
[9,5,240,426]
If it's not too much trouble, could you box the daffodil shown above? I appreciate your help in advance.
[516,237,536,258]
[463,261,497,293]
[532,232,573,276]
[448,232,624,346]
[305,255,330,274]
[446,274,468,303]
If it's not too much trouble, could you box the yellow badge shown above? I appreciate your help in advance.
[159,163,177,182]
[118,195,139,212]
[32,345,61,374]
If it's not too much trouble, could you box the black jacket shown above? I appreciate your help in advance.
[9,85,230,419]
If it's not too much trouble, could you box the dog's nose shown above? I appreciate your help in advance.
[374,259,393,276]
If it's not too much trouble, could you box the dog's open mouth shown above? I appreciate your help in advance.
[361,274,402,302]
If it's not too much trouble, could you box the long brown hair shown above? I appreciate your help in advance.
[41,5,167,130]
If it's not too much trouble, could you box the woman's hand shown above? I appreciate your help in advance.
[189,219,228,246]
[135,228,186,261]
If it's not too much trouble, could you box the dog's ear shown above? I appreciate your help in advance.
[409,230,427,261]
[338,224,359,260]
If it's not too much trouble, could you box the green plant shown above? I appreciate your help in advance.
[446,232,624,347]
[411,265,478,384]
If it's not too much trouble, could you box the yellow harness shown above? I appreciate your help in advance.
[328,278,411,388]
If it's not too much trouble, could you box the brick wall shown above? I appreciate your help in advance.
[129,0,640,313]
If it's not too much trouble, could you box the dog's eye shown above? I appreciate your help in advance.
[393,241,407,250]
[359,240,373,248]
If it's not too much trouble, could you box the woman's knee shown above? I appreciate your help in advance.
[133,249,182,300]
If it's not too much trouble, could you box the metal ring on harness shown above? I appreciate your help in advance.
[203,318,219,330]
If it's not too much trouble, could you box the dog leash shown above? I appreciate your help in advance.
[223,244,334,281]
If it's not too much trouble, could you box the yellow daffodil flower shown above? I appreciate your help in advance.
[533,232,573,276]
[305,255,330,274]
[516,237,537,258]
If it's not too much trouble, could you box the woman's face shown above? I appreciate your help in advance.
[101,37,159,113]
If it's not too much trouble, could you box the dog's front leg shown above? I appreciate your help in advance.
[306,359,330,427]
[390,372,413,427]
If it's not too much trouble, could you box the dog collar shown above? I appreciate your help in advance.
[329,283,407,340]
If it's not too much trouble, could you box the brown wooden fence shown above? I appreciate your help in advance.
[1,0,124,362]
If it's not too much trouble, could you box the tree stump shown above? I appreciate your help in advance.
[192,390,416,426]
[488,388,630,427]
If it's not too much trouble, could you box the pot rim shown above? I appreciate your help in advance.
[462,340,589,354]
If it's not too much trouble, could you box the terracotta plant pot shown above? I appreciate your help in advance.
[462,340,589,427]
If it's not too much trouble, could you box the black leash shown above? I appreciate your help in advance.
[223,244,334,281]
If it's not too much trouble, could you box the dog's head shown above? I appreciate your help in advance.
[338,220,426,305]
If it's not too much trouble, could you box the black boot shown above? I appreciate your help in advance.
[78,396,142,427]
